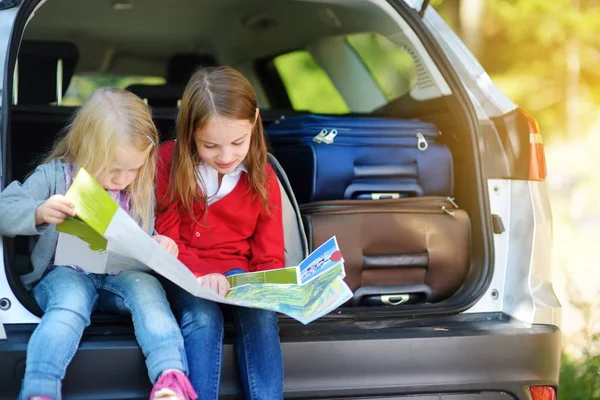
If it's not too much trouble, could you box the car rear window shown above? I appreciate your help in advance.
[63,74,165,106]
[272,50,349,114]
[346,32,417,101]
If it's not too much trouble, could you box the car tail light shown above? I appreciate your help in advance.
[529,386,556,400]
[519,108,547,181]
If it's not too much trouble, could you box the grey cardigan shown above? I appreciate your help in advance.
[0,160,155,286]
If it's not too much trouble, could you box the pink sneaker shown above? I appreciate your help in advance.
[150,370,198,400]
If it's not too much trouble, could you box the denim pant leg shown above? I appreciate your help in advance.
[21,266,98,400]
[232,306,283,400]
[100,270,187,383]
[163,280,224,400]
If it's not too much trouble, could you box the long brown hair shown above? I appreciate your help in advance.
[162,66,269,219]
[46,87,158,231]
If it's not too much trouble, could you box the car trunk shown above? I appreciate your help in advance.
[4,0,492,319]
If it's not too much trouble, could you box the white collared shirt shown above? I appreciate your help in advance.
[197,162,247,205]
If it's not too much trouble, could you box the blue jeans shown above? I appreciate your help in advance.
[163,270,283,400]
[20,266,188,400]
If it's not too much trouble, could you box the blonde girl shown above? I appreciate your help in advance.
[0,88,196,400]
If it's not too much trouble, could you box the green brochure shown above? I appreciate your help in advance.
[62,167,119,235]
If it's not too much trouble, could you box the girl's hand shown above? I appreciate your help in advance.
[35,195,76,225]
[153,235,179,257]
[197,273,230,296]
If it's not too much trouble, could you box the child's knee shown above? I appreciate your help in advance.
[237,308,279,331]
[180,299,223,333]
[33,267,95,304]
[34,276,97,318]
[43,295,95,328]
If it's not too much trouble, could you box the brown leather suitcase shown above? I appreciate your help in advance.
[301,197,471,306]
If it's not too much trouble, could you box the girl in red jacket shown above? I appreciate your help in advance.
[155,66,285,400]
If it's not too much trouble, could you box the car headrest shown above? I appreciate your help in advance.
[126,53,219,107]
[126,83,185,108]
[16,40,79,105]
[166,53,218,85]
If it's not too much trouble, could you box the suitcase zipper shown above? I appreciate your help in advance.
[305,196,459,208]
[312,128,428,150]
[302,197,460,216]
[322,129,339,144]
[416,132,428,151]
[313,129,339,144]
[312,129,329,143]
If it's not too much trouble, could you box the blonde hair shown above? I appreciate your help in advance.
[45,87,158,231]
[161,66,270,220]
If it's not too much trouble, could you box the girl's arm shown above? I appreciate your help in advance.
[249,165,285,272]
[0,163,55,237]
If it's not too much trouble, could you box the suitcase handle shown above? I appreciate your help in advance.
[354,193,403,200]
[344,182,424,200]
[354,164,417,178]
[351,284,433,307]
[380,294,411,305]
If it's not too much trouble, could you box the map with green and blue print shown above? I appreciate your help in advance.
[59,168,353,324]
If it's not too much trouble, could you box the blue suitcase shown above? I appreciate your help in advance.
[266,115,454,204]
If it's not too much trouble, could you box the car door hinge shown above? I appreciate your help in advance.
[491,214,505,234]
[418,0,431,18]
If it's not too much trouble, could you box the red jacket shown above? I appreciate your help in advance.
[155,141,285,277]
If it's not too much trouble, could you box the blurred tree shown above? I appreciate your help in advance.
[435,0,600,140]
